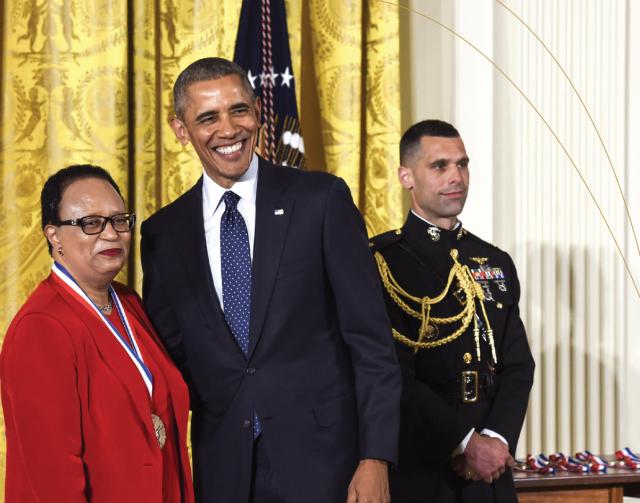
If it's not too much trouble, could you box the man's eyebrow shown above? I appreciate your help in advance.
[195,110,217,122]
[429,157,448,166]
[428,156,470,166]
[229,102,251,111]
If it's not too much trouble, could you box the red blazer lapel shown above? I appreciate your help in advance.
[118,288,193,484]
[48,276,158,454]
[120,291,191,418]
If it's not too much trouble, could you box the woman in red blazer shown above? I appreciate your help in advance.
[1,165,194,502]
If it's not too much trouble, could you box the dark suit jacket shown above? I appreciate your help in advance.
[0,276,194,503]
[140,159,401,502]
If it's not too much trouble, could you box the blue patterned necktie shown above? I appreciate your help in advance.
[220,191,252,354]
[220,190,261,437]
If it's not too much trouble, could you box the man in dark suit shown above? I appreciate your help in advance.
[140,57,401,503]
[370,120,534,502]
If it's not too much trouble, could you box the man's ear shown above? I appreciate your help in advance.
[398,165,414,190]
[170,116,191,146]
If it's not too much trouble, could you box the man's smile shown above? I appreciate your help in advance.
[214,140,244,155]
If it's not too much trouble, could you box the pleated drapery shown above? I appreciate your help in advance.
[0,0,402,496]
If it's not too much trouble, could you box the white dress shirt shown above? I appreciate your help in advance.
[409,210,508,453]
[202,154,258,311]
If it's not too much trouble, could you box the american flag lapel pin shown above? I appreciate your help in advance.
[274,208,285,216]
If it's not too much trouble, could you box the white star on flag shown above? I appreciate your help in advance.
[280,67,293,87]
[247,70,257,89]
[268,66,278,86]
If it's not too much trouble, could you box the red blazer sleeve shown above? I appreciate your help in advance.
[1,313,88,502]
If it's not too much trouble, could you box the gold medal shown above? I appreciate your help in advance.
[152,413,166,449]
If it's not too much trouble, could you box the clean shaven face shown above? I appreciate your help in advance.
[171,74,261,189]
[398,135,470,229]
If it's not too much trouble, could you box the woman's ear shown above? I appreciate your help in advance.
[44,224,61,252]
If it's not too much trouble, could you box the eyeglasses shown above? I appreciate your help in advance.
[54,213,136,235]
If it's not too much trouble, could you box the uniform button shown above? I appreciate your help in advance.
[246,367,256,375]
[463,352,472,365]
[496,302,503,309]
[242,419,251,429]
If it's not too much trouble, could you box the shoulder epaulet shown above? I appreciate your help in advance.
[463,229,508,256]
[369,228,404,252]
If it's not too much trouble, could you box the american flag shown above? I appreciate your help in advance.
[234,0,305,168]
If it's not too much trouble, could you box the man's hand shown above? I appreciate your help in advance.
[451,454,466,475]
[346,459,389,503]
[453,432,514,483]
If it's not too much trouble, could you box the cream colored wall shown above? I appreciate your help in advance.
[399,0,640,457]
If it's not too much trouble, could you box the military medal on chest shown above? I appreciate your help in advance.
[374,248,498,365]
[469,257,508,301]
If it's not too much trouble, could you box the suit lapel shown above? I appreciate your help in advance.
[247,161,294,359]
[174,179,242,353]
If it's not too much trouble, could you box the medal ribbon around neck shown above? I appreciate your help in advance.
[52,261,153,397]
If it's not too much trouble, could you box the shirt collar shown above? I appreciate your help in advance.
[203,154,259,217]
[410,209,461,231]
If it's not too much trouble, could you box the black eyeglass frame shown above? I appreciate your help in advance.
[53,213,136,235]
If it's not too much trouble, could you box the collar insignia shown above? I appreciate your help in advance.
[427,226,441,242]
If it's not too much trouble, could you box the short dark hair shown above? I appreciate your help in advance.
[400,119,460,165]
[41,164,123,254]
[173,57,255,119]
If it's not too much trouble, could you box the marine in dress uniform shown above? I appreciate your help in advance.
[370,119,535,503]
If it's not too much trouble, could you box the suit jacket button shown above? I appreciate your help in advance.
[242,420,251,429]
[246,367,256,375]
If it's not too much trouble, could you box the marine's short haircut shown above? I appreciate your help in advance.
[400,119,460,165]
[41,164,123,254]
[173,57,256,119]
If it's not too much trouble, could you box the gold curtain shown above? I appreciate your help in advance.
[0,0,401,496]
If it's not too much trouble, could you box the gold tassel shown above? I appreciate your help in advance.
[473,313,481,361]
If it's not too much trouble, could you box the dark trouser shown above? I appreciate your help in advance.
[390,464,513,503]
[249,437,285,503]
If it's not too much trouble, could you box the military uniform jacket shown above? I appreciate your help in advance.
[371,212,535,503]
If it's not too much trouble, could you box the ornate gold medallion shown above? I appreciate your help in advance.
[425,324,439,340]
